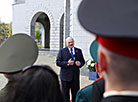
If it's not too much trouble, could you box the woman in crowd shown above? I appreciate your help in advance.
[8,65,64,102]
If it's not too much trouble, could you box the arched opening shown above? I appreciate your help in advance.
[31,12,50,49]
[59,14,64,49]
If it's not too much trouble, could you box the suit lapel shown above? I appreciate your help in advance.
[74,47,78,61]
[74,47,80,61]
[65,47,72,57]
[74,47,78,56]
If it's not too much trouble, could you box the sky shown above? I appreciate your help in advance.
[0,0,12,23]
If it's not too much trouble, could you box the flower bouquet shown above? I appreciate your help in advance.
[86,59,97,80]
[86,59,96,72]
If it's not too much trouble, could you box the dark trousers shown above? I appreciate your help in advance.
[61,78,79,102]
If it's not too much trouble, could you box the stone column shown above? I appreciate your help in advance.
[64,0,71,38]
[64,0,71,47]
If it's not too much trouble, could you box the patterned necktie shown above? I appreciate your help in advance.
[70,48,74,60]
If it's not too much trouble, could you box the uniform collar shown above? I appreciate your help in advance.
[104,91,138,98]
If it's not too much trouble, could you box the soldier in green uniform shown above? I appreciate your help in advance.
[75,83,93,102]
[75,40,104,102]
[0,34,38,102]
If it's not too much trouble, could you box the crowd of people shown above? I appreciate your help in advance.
[0,34,101,102]
[0,0,138,102]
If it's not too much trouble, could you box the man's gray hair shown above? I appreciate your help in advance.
[66,37,74,42]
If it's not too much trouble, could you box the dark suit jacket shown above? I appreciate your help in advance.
[56,47,85,81]
[101,96,138,102]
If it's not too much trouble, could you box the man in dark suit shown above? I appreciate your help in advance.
[56,37,85,102]
[78,0,138,102]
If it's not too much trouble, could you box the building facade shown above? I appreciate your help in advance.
[12,0,95,59]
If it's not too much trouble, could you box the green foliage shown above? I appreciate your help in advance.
[35,22,40,29]
[35,29,41,42]
[0,22,12,41]
[8,22,12,38]
[37,43,42,48]
[0,23,8,39]
[35,22,41,43]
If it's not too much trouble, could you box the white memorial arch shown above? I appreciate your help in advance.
[12,0,95,59]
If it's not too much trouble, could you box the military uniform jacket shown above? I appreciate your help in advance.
[75,84,93,102]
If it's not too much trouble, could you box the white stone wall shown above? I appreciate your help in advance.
[12,3,27,34]
[71,0,95,60]
[12,0,95,59]
[12,0,64,50]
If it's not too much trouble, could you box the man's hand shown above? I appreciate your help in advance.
[75,61,81,66]
[68,58,74,66]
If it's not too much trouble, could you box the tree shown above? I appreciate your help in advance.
[8,22,12,38]
[35,22,41,43]
[0,22,12,41]
[35,29,41,43]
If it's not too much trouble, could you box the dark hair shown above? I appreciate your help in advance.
[9,65,64,102]
[4,72,21,82]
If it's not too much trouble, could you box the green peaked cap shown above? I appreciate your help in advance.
[0,33,38,73]
[89,40,98,62]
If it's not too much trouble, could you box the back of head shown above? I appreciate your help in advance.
[78,0,138,91]
[4,72,21,82]
[99,44,138,90]
[9,65,64,102]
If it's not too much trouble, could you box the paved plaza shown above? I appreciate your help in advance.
[0,50,93,90]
